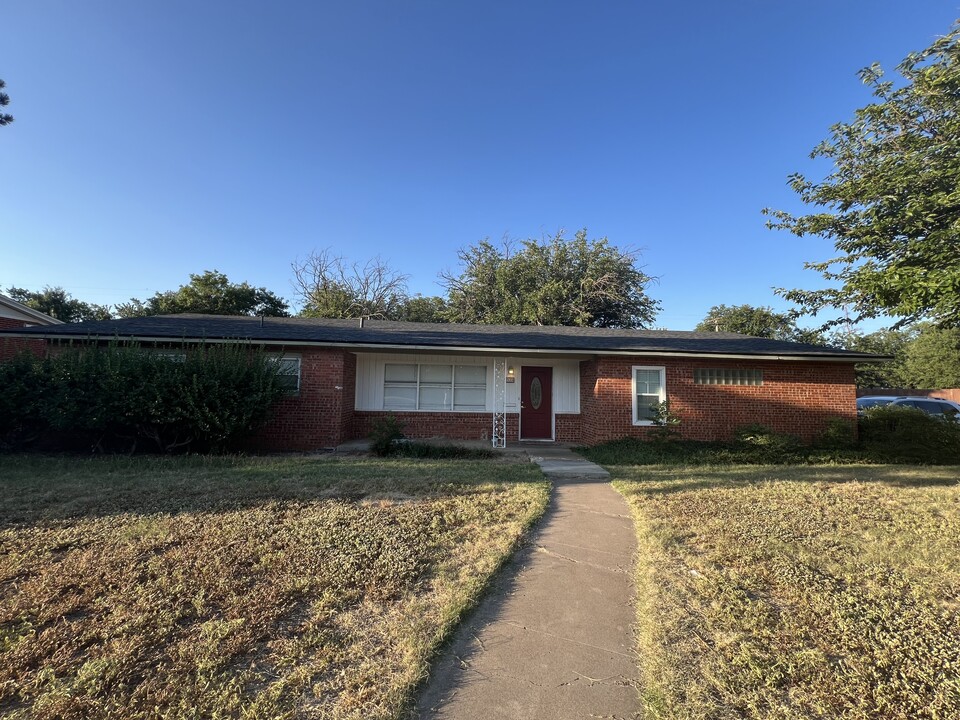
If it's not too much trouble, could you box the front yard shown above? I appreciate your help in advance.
[0,454,548,719]
[610,464,960,719]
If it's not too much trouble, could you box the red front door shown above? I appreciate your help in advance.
[520,366,553,440]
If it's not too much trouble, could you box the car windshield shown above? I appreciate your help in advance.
[857,398,894,409]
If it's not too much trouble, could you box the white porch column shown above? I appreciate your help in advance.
[492,357,507,448]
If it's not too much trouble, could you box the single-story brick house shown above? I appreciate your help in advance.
[0,314,882,450]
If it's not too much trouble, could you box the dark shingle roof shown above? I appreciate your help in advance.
[0,314,883,360]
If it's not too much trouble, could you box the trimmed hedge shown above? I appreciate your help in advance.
[0,343,286,453]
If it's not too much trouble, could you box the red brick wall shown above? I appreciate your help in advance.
[555,413,582,443]
[0,336,48,360]
[249,347,357,451]
[353,411,583,444]
[353,411,502,442]
[340,351,357,442]
[580,357,856,444]
[0,320,49,360]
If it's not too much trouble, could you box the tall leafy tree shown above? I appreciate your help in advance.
[441,229,659,328]
[0,79,12,126]
[396,295,449,323]
[115,270,289,318]
[902,325,960,388]
[6,286,112,322]
[694,304,822,342]
[292,250,410,319]
[832,326,914,388]
[765,23,960,328]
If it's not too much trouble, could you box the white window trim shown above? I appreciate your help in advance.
[632,365,666,426]
[383,362,488,412]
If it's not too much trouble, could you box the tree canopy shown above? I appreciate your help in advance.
[292,250,410,319]
[766,23,960,329]
[6,286,111,323]
[694,304,823,342]
[115,271,289,318]
[902,325,960,388]
[0,79,12,127]
[394,295,449,323]
[440,230,659,328]
[834,326,914,388]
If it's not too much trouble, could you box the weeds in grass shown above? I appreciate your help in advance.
[614,465,960,719]
[0,454,548,719]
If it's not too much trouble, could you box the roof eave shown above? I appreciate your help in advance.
[0,330,885,363]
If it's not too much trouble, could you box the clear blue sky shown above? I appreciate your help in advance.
[3,1,957,329]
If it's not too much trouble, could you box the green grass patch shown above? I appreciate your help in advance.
[612,464,960,719]
[0,454,548,719]
[577,437,878,467]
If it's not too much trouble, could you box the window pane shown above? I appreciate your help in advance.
[420,364,452,383]
[455,365,486,385]
[385,364,417,382]
[384,386,417,410]
[277,358,299,375]
[454,387,486,410]
[635,369,661,394]
[419,385,452,410]
[636,394,659,420]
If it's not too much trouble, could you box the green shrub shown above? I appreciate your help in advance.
[734,423,801,449]
[0,352,49,450]
[816,416,858,450]
[369,415,405,457]
[0,343,287,454]
[648,401,682,443]
[391,442,496,460]
[859,405,960,464]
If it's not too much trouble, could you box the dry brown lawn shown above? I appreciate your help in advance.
[612,464,960,720]
[0,454,548,720]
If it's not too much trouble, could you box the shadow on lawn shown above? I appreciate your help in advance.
[0,453,527,529]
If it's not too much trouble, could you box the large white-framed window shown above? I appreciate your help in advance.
[383,363,487,412]
[632,366,666,425]
[269,355,301,394]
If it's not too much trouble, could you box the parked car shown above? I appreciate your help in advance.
[857,395,960,420]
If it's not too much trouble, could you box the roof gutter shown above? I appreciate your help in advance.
[0,331,889,363]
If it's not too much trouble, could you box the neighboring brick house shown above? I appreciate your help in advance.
[0,292,62,330]
[0,315,883,450]
[0,292,62,357]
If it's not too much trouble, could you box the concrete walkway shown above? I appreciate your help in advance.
[414,446,639,719]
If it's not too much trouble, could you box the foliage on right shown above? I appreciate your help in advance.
[765,23,960,329]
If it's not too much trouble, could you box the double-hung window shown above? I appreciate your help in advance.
[383,363,487,411]
[269,355,301,394]
[632,366,666,425]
